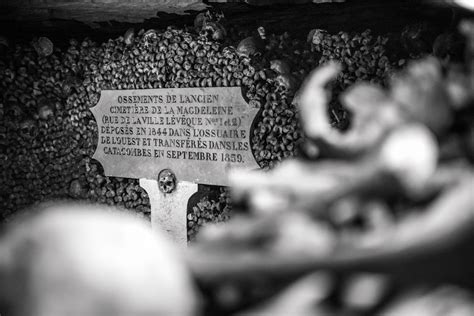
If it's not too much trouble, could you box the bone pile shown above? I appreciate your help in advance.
[0,11,396,238]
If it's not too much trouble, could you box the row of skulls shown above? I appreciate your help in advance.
[0,12,396,234]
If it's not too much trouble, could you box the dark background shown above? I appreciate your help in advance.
[0,0,461,44]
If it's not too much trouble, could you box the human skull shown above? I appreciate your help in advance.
[33,37,53,57]
[19,119,38,139]
[257,26,266,40]
[0,203,198,316]
[270,59,291,75]
[236,37,259,57]
[143,29,158,47]
[7,104,23,120]
[203,22,226,41]
[38,105,54,120]
[123,28,135,46]
[308,29,327,46]
[276,74,296,91]
[158,169,177,194]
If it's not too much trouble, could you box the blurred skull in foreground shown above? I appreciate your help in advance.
[0,203,198,316]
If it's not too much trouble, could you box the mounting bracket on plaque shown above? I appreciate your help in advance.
[90,87,259,246]
[140,170,196,247]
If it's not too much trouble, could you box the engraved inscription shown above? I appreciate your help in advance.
[90,87,259,185]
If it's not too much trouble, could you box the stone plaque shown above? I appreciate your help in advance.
[90,87,260,185]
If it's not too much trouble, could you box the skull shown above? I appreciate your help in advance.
[203,22,226,41]
[32,37,53,57]
[19,119,38,139]
[69,179,85,197]
[38,105,54,120]
[7,103,23,120]
[63,75,81,95]
[270,59,291,75]
[194,12,207,31]
[236,37,259,57]
[123,28,135,46]
[276,74,296,92]
[143,29,158,47]
[257,26,266,40]
[158,169,177,194]
[308,29,327,46]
